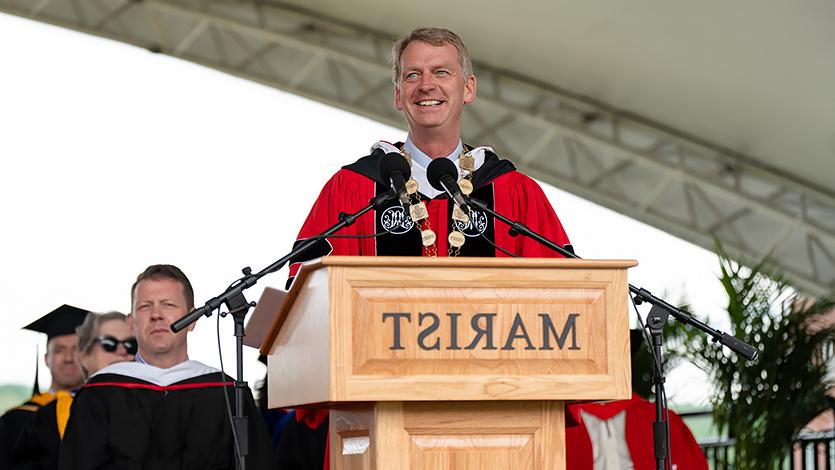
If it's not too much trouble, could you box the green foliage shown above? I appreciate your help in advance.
[673,244,835,469]
[0,384,31,413]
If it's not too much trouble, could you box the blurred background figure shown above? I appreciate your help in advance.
[0,305,88,469]
[254,355,293,459]
[75,312,137,380]
[11,311,135,470]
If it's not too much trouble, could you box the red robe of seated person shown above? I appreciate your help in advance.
[566,394,708,470]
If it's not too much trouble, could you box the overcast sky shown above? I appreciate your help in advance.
[0,12,731,406]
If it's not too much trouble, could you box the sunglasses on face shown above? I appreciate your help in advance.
[96,336,138,355]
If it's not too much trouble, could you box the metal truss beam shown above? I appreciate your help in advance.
[3,0,833,295]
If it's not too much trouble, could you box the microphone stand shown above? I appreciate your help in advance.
[468,197,758,469]
[170,189,397,470]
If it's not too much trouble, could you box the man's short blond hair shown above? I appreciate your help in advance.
[391,27,474,84]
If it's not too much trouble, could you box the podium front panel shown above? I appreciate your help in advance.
[327,258,632,403]
[330,401,564,470]
[266,257,633,408]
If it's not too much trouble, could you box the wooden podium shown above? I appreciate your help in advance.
[260,256,635,470]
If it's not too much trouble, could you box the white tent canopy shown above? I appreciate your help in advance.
[2,0,833,295]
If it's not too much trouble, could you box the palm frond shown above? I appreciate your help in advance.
[670,241,835,469]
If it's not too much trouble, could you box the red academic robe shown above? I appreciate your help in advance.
[285,145,573,470]
[288,146,572,279]
[566,394,708,470]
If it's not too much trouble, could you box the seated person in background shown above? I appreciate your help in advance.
[12,312,136,469]
[566,329,708,469]
[59,264,275,470]
[254,355,293,451]
[2,305,87,469]
[75,311,137,379]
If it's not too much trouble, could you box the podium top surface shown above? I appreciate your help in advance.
[308,256,637,270]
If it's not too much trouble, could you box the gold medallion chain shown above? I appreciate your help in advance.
[399,146,474,257]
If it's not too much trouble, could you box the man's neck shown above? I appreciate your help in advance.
[137,349,188,369]
[48,383,80,394]
[408,129,461,158]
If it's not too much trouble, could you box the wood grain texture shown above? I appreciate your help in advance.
[266,269,331,408]
[265,257,633,406]
[259,258,323,355]
[330,401,565,470]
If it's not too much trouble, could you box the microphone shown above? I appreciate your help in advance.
[378,153,412,205]
[427,157,472,213]
[172,188,399,333]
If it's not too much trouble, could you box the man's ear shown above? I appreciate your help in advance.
[394,83,404,112]
[463,74,477,105]
[184,317,197,333]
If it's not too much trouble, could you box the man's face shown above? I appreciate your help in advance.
[45,334,84,391]
[394,41,476,136]
[129,277,192,360]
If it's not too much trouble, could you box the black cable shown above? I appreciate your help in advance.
[629,294,672,469]
[479,232,519,258]
[317,231,389,239]
[216,309,244,464]
[318,226,520,257]
[629,296,663,380]
[663,387,672,470]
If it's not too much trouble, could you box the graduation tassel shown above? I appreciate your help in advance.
[32,346,41,397]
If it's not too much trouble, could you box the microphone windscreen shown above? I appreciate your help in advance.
[378,152,412,181]
[426,157,458,192]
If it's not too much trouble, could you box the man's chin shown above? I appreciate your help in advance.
[407,119,446,132]
[55,375,84,389]
[150,344,171,353]
[140,340,172,355]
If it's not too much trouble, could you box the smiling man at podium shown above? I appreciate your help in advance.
[278,27,574,470]
[286,27,573,285]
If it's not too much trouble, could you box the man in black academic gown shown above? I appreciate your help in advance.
[59,264,275,469]
[0,305,88,470]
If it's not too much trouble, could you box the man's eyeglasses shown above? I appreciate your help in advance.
[96,336,138,355]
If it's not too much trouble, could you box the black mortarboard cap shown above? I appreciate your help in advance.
[23,304,90,341]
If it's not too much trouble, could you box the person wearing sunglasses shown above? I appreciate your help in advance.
[75,311,136,380]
